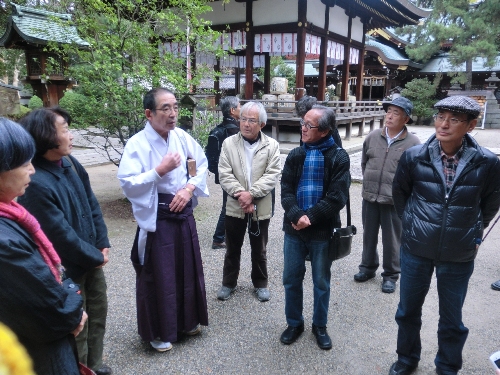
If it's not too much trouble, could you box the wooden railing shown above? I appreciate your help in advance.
[242,99,386,141]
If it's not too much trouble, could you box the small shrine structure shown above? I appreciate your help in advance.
[0,3,89,106]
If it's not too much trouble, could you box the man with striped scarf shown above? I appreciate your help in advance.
[280,105,351,350]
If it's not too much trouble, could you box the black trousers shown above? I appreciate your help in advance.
[222,215,269,289]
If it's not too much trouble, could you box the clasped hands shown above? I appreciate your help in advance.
[234,191,254,213]
[291,215,311,231]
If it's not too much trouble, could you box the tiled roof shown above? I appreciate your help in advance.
[419,53,500,73]
[0,3,89,47]
[365,35,407,64]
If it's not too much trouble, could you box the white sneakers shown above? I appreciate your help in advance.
[150,325,201,352]
[150,339,172,352]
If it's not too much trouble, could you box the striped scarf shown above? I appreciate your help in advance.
[0,201,64,284]
[297,135,335,210]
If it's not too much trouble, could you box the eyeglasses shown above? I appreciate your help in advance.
[154,106,179,114]
[300,119,320,130]
[240,117,259,125]
[433,113,468,126]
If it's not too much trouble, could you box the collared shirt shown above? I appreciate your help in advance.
[385,127,405,146]
[440,138,466,189]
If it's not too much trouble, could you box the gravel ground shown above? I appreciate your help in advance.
[88,129,500,375]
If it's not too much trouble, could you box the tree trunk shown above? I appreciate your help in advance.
[465,57,473,91]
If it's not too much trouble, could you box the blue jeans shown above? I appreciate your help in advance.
[213,189,228,243]
[395,248,474,374]
[283,233,332,327]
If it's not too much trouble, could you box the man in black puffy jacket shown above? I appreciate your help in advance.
[388,96,500,375]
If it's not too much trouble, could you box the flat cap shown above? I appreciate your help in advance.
[382,96,413,124]
[433,96,481,118]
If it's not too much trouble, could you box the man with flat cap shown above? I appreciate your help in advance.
[388,95,500,375]
[354,96,420,293]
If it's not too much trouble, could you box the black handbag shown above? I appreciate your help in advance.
[329,196,356,261]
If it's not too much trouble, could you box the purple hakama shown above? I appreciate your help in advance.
[131,193,208,343]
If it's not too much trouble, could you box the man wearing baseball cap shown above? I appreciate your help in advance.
[354,97,420,293]
[388,95,500,375]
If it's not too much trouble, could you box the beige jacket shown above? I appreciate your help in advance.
[218,132,281,220]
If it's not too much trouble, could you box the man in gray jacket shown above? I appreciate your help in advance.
[216,101,281,302]
[354,97,420,293]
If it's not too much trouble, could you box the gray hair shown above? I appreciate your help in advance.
[312,105,336,133]
[241,101,267,125]
[0,117,35,173]
[295,95,318,118]
[220,96,240,117]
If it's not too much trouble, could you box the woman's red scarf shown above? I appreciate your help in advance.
[0,200,64,284]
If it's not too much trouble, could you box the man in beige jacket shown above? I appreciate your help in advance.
[216,101,281,302]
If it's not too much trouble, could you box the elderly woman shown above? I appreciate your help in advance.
[17,107,111,375]
[0,117,86,375]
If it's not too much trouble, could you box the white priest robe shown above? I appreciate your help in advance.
[117,122,209,264]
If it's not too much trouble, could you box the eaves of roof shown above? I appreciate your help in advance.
[0,3,89,48]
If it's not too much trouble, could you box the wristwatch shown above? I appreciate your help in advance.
[183,186,194,197]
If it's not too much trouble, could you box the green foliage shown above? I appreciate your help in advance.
[187,109,221,150]
[396,0,499,90]
[59,90,96,128]
[255,56,296,93]
[8,104,30,121]
[45,0,225,163]
[401,74,442,123]
[28,95,43,109]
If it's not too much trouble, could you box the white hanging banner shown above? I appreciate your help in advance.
[272,33,282,55]
[282,33,293,54]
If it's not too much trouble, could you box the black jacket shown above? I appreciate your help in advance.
[281,142,351,241]
[18,155,110,279]
[207,117,239,184]
[0,218,83,375]
[393,134,500,262]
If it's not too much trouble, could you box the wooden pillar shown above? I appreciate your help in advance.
[355,26,366,101]
[264,53,270,94]
[244,0,254,100]
[317,6,329,101]
[235,65,240,98]
[341,15,352,101]
[214,58,221,103]
[295,0,307,100]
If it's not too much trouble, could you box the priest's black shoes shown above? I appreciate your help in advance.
[311,324,332,350]
[280,324,304,345]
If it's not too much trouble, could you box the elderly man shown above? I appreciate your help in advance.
[389,96,500,375]
[206,96,240,249]
[280,105,350,350]
[118,88,209,352]
[354,97,420,293]
[216,101,281,302]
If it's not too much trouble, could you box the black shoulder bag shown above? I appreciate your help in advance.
[328,195,356,261]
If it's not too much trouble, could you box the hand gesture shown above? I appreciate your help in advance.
[156,152,181,177]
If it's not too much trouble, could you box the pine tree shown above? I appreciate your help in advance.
[397,0,498,90]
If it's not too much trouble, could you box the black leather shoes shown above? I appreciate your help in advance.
[382,280,396,293]
[389,361,417,375]
[94,365,112,375]
[354,271,375,282]
[311,324,332,350]
[280,324,304,345]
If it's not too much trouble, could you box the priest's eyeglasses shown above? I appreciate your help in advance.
[300,119,320,130]
[155,106,179,114]
[433,113,467,126]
